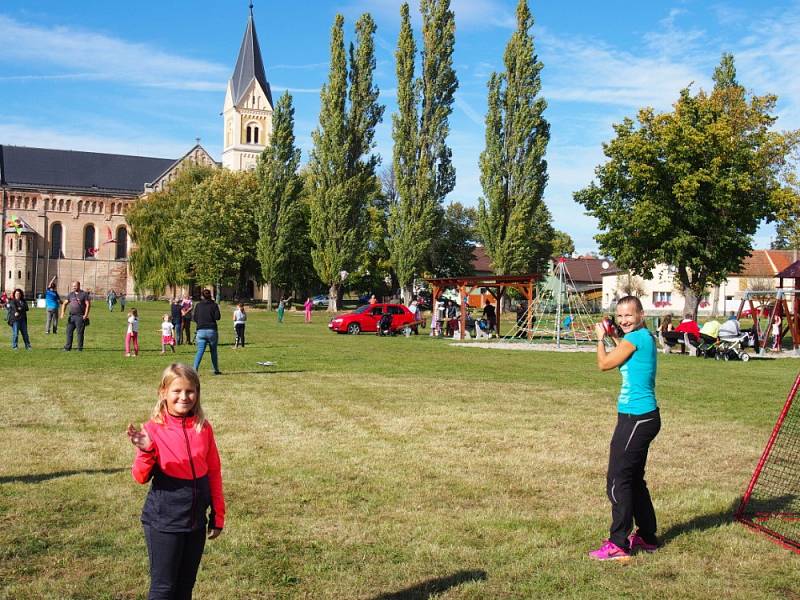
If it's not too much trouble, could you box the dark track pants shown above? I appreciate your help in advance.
[607,408,661,549]
[143,525,206,600]
[64,314,85,350]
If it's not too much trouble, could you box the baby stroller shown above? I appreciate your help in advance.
[376,312,394,336]
[715,330,752,362]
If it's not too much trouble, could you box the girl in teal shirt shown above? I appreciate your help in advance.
[590,295,661,561]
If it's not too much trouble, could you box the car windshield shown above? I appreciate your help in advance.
[353,305,370,314]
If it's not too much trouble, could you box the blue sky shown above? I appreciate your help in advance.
[2,0,798,253]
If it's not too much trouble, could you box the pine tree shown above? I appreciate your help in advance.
[255,91,303,309]
[309,14,384,311]
[388,0,458,303]
[478,0,552,294]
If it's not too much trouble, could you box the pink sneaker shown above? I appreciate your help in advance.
[589,540,630,561]
[628,531,660,553]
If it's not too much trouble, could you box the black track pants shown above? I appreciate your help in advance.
[606,408,661,549]
[143,525,206,600]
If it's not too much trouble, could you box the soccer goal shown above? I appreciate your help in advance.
[736,372,800,553]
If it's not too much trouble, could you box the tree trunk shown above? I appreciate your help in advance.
[265,282,273,311]
[683,287,700,320]
[328,282,340,312]
[401,284,413,305]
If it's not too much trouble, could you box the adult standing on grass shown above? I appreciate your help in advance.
[181,296,193,345]
[127,363,225,600]
[192,289,221,375]
[61,281,90,352]
[590,295,661,561]
[304,297,313,323]
[44,280,60,334]
[107,289,117,312]
[7,288,31,350]
[277,297,285,323]
[170,298,183,345]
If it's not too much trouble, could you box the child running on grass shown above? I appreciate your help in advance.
[590,295,661,561]
[127,363,225,599]
[161,314,176,354]
[125,308,139,357]
[233,303,246,348]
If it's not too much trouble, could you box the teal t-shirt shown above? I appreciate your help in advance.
[617,327,658,415]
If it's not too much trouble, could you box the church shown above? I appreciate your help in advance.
[0,7,273,299]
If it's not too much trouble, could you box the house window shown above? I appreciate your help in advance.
[50,223,63,259]
[84,225,96,258]
[653,291,672,307]
[115,226,128,259]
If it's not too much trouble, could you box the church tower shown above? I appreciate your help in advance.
[222,4,273,171]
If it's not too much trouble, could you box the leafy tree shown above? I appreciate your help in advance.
[255,91,303,308]
[388,0,458,303]
[177,169,258,291]
[427,202,478,278]
[477,0,553,295]
[308,14,384,311]
[128,165,214,295]
[551,230,575,258]
[772,169,800,249]
[575,53,799,317]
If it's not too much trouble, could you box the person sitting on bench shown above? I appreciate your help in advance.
[662,314,700,353]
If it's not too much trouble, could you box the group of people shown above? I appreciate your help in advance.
[3,280,92,351]
[429,297,497,339]
[106,289,127,312]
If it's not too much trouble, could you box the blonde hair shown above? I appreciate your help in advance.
[151,363,206,432]
[162,313,170,321]
[129,308,138,318]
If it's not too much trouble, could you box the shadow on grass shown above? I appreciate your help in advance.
[212,370,306,376]
[661,498,741,544]
[368,569,488,600]
[0,467,127,485]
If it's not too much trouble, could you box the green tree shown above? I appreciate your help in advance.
[255,91,303,309]
[427,202,478,278]
[177,169,258,292]
[575,53,799,317]
[308,14,384,311]
[477,0,553,292]
[551,230,575,257]
[388,0,458,302]
[772,168,800,249]
[127,165,214,295]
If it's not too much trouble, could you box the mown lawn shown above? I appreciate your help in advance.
[0,300,798,599]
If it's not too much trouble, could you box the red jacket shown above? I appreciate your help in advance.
[132,412,225,531]
[675,320,701,339]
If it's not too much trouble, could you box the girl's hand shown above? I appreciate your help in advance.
[594,322,607,341]
[127,423,152,450]
[208,528,222,540]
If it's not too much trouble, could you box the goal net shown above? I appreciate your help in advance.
[736,372,800,553]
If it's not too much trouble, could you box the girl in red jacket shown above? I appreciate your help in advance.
[127,363,225,600]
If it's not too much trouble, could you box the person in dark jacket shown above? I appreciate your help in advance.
[192,289,221,375]
[8,288,31,350]
[128,363,225,600]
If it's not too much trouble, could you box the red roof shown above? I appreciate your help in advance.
[560,256,618,284]
[777,259,800,279]
[733,250,798,277]
[471,245,493,274]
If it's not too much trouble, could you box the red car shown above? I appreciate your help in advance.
[328,303,417,334]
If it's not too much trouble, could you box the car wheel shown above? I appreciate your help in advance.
[347,323,361,335]
[741,353,750,362]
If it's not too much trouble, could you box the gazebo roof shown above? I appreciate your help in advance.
[777,259,800,279]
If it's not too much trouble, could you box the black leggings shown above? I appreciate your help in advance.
[234,323,245,347]
[143,525,206,600]
[606,409,661,549]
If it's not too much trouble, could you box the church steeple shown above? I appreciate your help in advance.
[222,3,274,171]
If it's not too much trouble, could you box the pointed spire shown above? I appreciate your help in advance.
[230,4,273,108]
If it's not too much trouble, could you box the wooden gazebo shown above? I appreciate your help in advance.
[424,274,539,340]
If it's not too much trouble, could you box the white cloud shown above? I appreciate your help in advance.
[0,15,228,92]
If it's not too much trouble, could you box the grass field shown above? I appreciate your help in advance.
[0,300,798,599]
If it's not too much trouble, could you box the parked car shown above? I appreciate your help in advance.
[328,303,417,335]
[312,294,330,307]
[740,305,773,318]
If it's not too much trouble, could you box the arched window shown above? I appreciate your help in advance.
[84,225,96,258]
[246,125,252,143]
[17,238,22,251]
[50,223,63,259]
[115,226,128,260]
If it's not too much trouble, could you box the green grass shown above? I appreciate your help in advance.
[0,301,798,599]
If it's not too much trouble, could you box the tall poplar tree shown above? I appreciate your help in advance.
[309,14,384,311]
[255,91,303,309]
[388,0,458,302]
[478,0,552,294]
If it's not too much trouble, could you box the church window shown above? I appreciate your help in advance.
[115,227,128,260]
[32,199,37,209]
[8,238,12,251]
[26,237,31,251]
[50,223,63,259]
[24,198,29,209]
[246,125,252,143]
[66,200,71,211]
[17,238,22,251]
[17,271,21,280]
[84,225,96,259]
[26,271,30,281]
[253,126,259,144]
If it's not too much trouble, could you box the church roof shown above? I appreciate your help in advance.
[0,145,176,195]
[229,8,273,108]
